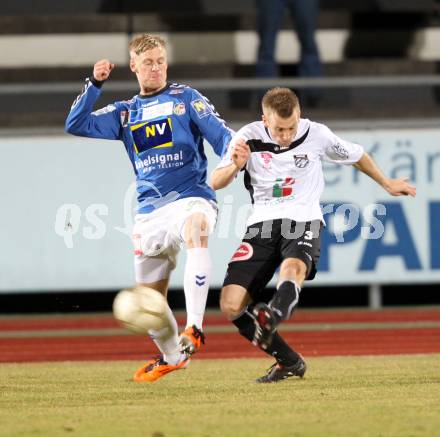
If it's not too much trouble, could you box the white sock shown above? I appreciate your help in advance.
[184,247,212,330]
[148,305,185,365]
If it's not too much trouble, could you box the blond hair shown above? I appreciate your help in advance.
[129,34,166,56]
[262,87,299,118]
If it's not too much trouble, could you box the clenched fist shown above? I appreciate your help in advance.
[232,138,251,170]
[93,59,115,82]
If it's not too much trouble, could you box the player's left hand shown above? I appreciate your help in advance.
[383,177,416,197]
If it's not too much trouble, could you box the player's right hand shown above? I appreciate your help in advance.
[93,59,115,82]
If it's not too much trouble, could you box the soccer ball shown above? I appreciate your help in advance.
[113,286,168,334]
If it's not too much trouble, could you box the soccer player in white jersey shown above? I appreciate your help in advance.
[66,34,233,382]
[211,87,416,383]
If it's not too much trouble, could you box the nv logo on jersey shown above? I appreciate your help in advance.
[130,117,173,154]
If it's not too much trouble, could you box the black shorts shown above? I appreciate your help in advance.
[223,219,322,300]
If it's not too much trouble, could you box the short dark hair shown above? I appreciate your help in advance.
[262,87,299,118]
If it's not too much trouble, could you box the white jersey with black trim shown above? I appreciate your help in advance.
[216,118,364,226]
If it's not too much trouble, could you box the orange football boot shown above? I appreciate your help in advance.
[133,355,189,383]
[179,325,206,355]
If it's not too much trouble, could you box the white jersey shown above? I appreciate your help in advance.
[216,118,364,226]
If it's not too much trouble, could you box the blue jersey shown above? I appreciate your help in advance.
[65,78,233,213]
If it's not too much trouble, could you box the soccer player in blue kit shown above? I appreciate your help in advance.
[66,34,233,382]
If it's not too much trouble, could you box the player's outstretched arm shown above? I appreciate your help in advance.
[65,59,120,140]
[353,153,416,197]
[210,140,250,190]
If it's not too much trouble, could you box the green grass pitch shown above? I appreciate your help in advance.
[1,355,440,436]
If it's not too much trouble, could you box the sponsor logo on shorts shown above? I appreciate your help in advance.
[230,242,253,262]
[294,154,309,168]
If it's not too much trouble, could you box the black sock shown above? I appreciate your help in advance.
[232,308,301,365]
[232,309,256,342]
[269,280,301,324]
[263,332,301,365]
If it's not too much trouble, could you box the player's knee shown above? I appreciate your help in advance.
[280,258,307,281]
[220,288,245,319]
[184,213,210,248]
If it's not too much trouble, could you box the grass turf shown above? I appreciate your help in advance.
[1,355,440,436]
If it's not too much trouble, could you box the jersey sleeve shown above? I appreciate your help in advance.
[214,125,252,170]
[65,78,122,140]
[319,124,364,164]
[187,88,234,157]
